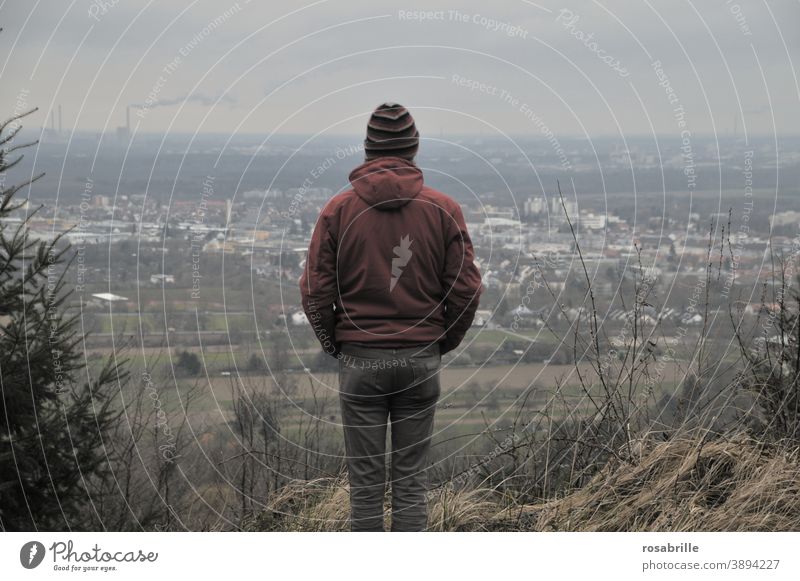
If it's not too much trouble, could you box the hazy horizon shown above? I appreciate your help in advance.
[3,0,799,138]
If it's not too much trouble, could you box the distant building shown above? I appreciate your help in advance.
[473,309,493,327]
[88,292,130,308]
[551,196,577,217]
[523,196,547,217]
[770,211,800,228]
[150,274,175,285]
[578,212,606,230]
[290,311,308,326]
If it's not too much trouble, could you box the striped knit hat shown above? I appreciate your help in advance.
[364,102,419,161]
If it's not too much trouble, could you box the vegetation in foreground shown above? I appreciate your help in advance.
[243,190,800,532]
[3,94,799,532]
[244,434,800,532]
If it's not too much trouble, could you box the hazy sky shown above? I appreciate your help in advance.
[2,0,799,139]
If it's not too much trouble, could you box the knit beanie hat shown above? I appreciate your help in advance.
[364,102,419,161]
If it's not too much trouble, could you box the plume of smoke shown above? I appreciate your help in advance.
[131,92,236,110]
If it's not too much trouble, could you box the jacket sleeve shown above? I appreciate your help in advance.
[440,202,483,355]
[299,210,340,358]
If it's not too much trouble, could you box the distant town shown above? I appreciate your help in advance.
[6,128,800,369]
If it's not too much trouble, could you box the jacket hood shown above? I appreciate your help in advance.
[348,156,423,210]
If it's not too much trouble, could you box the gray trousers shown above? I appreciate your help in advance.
[337,342,441,532]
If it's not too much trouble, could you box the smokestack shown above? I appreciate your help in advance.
[58,104,62,134]
[126,105,130,134]
[50,109,55,132]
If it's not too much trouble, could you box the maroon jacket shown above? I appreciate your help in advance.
[299,156,482,356]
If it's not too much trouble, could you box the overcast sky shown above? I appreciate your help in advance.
[2,0,799,139]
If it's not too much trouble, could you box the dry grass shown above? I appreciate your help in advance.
[242,477,502,531]
[243,434,800,532]
[496,434,800,532]
[242,477,352,531]
[426,486,502,531]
